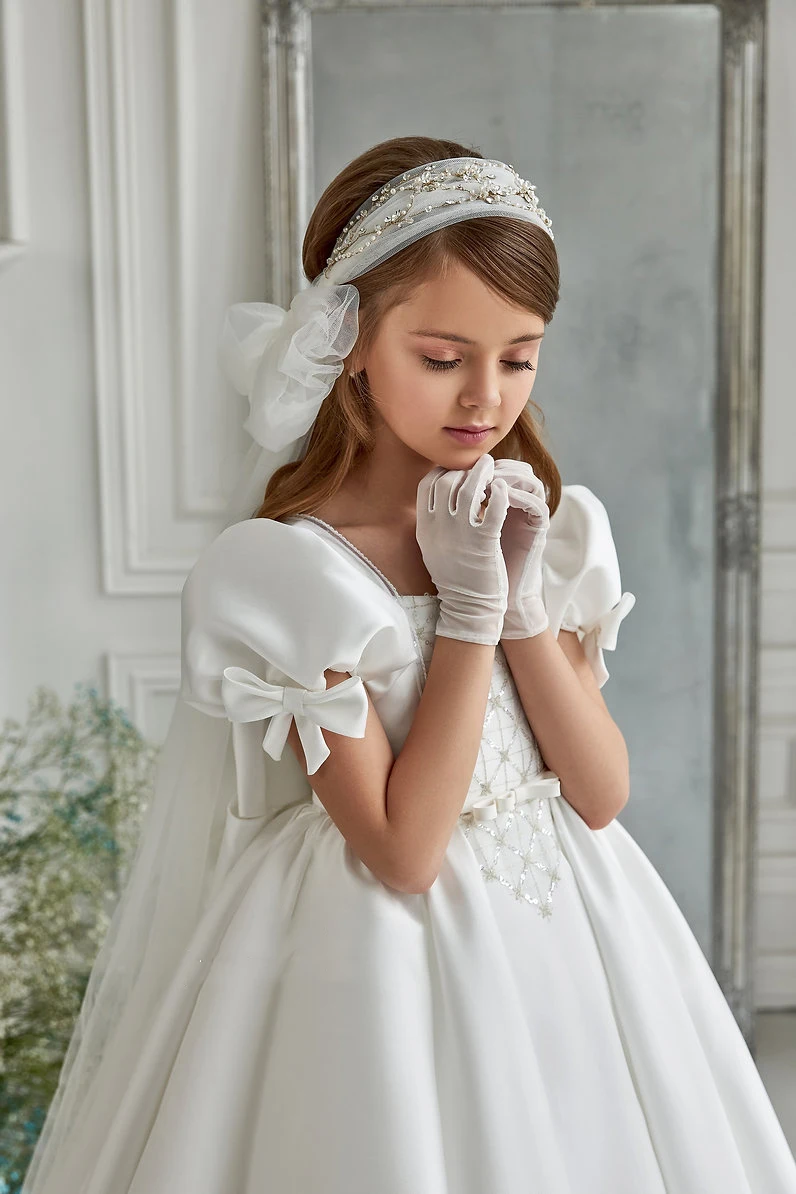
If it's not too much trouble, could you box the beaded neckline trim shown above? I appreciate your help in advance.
[290,514,436,683]
[293,515,438,600]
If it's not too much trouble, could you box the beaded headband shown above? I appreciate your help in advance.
[317,156,554,286]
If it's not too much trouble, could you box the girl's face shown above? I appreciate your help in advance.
[351,260,546,467]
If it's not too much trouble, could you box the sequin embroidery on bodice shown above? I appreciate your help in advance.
[399,594,564,919]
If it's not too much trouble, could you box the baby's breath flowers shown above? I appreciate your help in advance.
[0,683,156,1193]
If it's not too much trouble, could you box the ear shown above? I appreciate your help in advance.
[346,349,363,375]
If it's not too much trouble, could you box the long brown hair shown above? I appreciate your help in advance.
[254,135,562,521]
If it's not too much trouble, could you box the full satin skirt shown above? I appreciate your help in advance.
[48,796,796,1194]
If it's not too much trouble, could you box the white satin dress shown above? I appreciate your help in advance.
[36,486,796,1194]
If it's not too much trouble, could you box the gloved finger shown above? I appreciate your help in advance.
[498,470,546,508]
[479,475,510,533]
[504,486,550,527]
[417,465,447,514]
[492,456,541,482]
[458,453,495,522]
[444,469,470,516]
[492,458,546,502]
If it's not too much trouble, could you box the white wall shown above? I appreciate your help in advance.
[0,0,180,740]
[0,0,263,744]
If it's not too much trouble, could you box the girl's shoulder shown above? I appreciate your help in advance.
[545,483,618,571]
[188,512,332,567]
[182,515,373,606]
[180,516,417,718]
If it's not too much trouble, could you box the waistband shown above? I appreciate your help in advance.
[310,769,561,817]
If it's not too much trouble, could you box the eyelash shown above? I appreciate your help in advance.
[421,356,535,373]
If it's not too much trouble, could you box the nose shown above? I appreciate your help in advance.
[459,361,506,412]
[459,395,502,420]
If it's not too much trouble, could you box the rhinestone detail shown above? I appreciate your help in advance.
[323,157,554,279]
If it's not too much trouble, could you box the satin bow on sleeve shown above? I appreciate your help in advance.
[576,591,636,680]
[221,665,369,775]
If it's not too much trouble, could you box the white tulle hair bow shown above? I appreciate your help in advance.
[218,279,361,454]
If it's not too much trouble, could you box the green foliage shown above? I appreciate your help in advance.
[0,683,156,1194]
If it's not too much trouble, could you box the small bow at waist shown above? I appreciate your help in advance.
[460,770,562,823]
[221,665,368,775]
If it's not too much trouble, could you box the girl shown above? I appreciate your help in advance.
[22,136,796,1193]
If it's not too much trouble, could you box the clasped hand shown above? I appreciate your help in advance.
[415,453,550,647]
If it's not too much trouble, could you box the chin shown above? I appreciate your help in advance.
[412,433,497,469]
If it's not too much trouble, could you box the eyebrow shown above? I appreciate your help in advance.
[408,328,544,345]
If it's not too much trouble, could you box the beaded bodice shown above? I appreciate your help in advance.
[399,595,547,805]
[287,517,565,919]
[399,594,564,919]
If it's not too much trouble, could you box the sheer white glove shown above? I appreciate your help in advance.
[492,458,551,639]
[416,453,511,646]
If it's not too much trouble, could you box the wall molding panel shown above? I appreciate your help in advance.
[105,651,181,743]
[755,853,796,1008]
[0,0,28,268]
[84,0,232,594]
[755,602,796,1006]
[762,490,796,552]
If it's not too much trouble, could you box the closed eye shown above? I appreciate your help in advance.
[421,356,535,373]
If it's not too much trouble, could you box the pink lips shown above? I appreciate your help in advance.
[444,426,493,444]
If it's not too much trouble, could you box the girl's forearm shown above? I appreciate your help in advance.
[500,630,629,829]
[386,635,496,888]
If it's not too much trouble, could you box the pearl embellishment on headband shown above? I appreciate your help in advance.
[322,157,554,281]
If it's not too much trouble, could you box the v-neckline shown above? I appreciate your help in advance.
[290,514,438,602]
[289,514,438,687]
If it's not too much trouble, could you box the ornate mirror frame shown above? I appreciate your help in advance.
[258,0,767,1044]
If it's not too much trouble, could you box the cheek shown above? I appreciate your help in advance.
[372,354,442,423]
[514,370,538,405]
[513,365,539,403]
[394,377,443,433]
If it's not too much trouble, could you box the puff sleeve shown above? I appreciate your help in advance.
[180,517,416,783]
[541,484,636,688]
